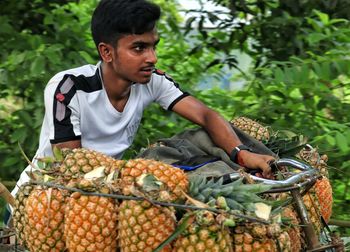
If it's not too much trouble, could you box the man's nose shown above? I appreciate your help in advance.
[146,48,157,64]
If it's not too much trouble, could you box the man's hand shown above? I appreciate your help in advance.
[237,150,275,179]
[171,96,276,179]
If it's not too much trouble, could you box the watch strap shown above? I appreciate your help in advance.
[230,144,252,162]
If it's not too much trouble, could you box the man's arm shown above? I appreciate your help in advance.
[172,96,274,178]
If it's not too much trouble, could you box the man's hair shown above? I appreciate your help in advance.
[91,0,161,47]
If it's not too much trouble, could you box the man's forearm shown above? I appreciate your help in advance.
[201,110,242,155]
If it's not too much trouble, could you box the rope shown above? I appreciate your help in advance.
[29,181,270,224]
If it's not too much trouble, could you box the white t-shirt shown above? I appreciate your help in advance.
[12,62,188,195]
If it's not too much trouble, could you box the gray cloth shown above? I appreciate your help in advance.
[137,125,276,179]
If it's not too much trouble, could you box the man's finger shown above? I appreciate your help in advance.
[261,162,272,179]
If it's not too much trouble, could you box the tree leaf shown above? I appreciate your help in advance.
[335,131,349,152]
[30,56,45,75]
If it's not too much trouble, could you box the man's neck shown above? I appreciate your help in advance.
[100,62,131,101]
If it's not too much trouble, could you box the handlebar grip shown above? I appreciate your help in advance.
[228,158,319,189]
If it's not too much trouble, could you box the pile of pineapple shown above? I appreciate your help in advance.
[231,117,333,241]
[9,116,334,252]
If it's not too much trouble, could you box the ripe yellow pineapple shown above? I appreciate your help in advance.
[302,191,323,235]
[173,211,233,252]
[59,148,125,177]
[282,207,302,252]
[12,183,34,248]
[24,186,67,252]
[231,222,291,252]
[297,146,333,224]
[64,192,118,252]
[230,116,270,142]
[20,147,123,252]
[186,175,291,251]
[121,159,189,201]
[118,159,189,251]
[118,200,176,251]
[313,178,332,222]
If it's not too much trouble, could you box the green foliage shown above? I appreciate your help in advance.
[184,0,350,62]
[0,0,98,180]
[180,1,350,232]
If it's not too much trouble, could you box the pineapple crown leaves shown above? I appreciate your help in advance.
[189,176,274,213]
[266,130,308,157]
[18,142,56,181]
[52,146,64,161]
[35,146,65,170]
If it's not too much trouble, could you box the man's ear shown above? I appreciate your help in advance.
[98,43,113,63]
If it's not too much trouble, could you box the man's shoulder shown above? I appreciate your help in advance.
[150,69,179,89]
[152,69,175,81]
[45,63,102,93]
[49,64,98,83]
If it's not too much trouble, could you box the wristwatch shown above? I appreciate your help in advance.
[230,144,252,163]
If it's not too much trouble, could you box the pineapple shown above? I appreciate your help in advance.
[230,116,270,142]
[302,191,323,235]
[63,165,120,252]
[232,222,291,252]
[118,159,189,251]
[21,147,123,252]
[118,200,176,251]
[313,178,333,223]
[282,207,302,252]
[173,211,233,252]
[24,186,67,252]
[59,148,125,178]
[297,146,333,224]
[12,183,34,248]
[64,192,118,252]
[187,176,292,251]
[121,159,189,201]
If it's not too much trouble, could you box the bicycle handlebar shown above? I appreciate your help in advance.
[228,158,319,189]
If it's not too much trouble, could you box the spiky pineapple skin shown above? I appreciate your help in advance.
[173,213,233,252]
[313,177,333,223]
[12,183,34,248]
[59,148,124,177]
[121,159,189,201]
[282,207,302,252]
[118,200,175,252]
[64,192,118,252]
[230,116,270,142]
[118,159,188,251]
[302,191,323,235]
[232,223,292,252]
[24,187,67,252]
[297,147,333,224]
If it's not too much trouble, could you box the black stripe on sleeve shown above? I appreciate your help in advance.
[167,92,191,111]
[153,69,181,88]
[52,75,79,142]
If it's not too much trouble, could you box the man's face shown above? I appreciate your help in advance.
[111,29,159,84]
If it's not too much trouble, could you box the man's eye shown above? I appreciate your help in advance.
[134,46,145,52]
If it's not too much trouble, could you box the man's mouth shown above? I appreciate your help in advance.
[140,66,155,74]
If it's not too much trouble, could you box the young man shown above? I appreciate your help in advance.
[12,0,274,196]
